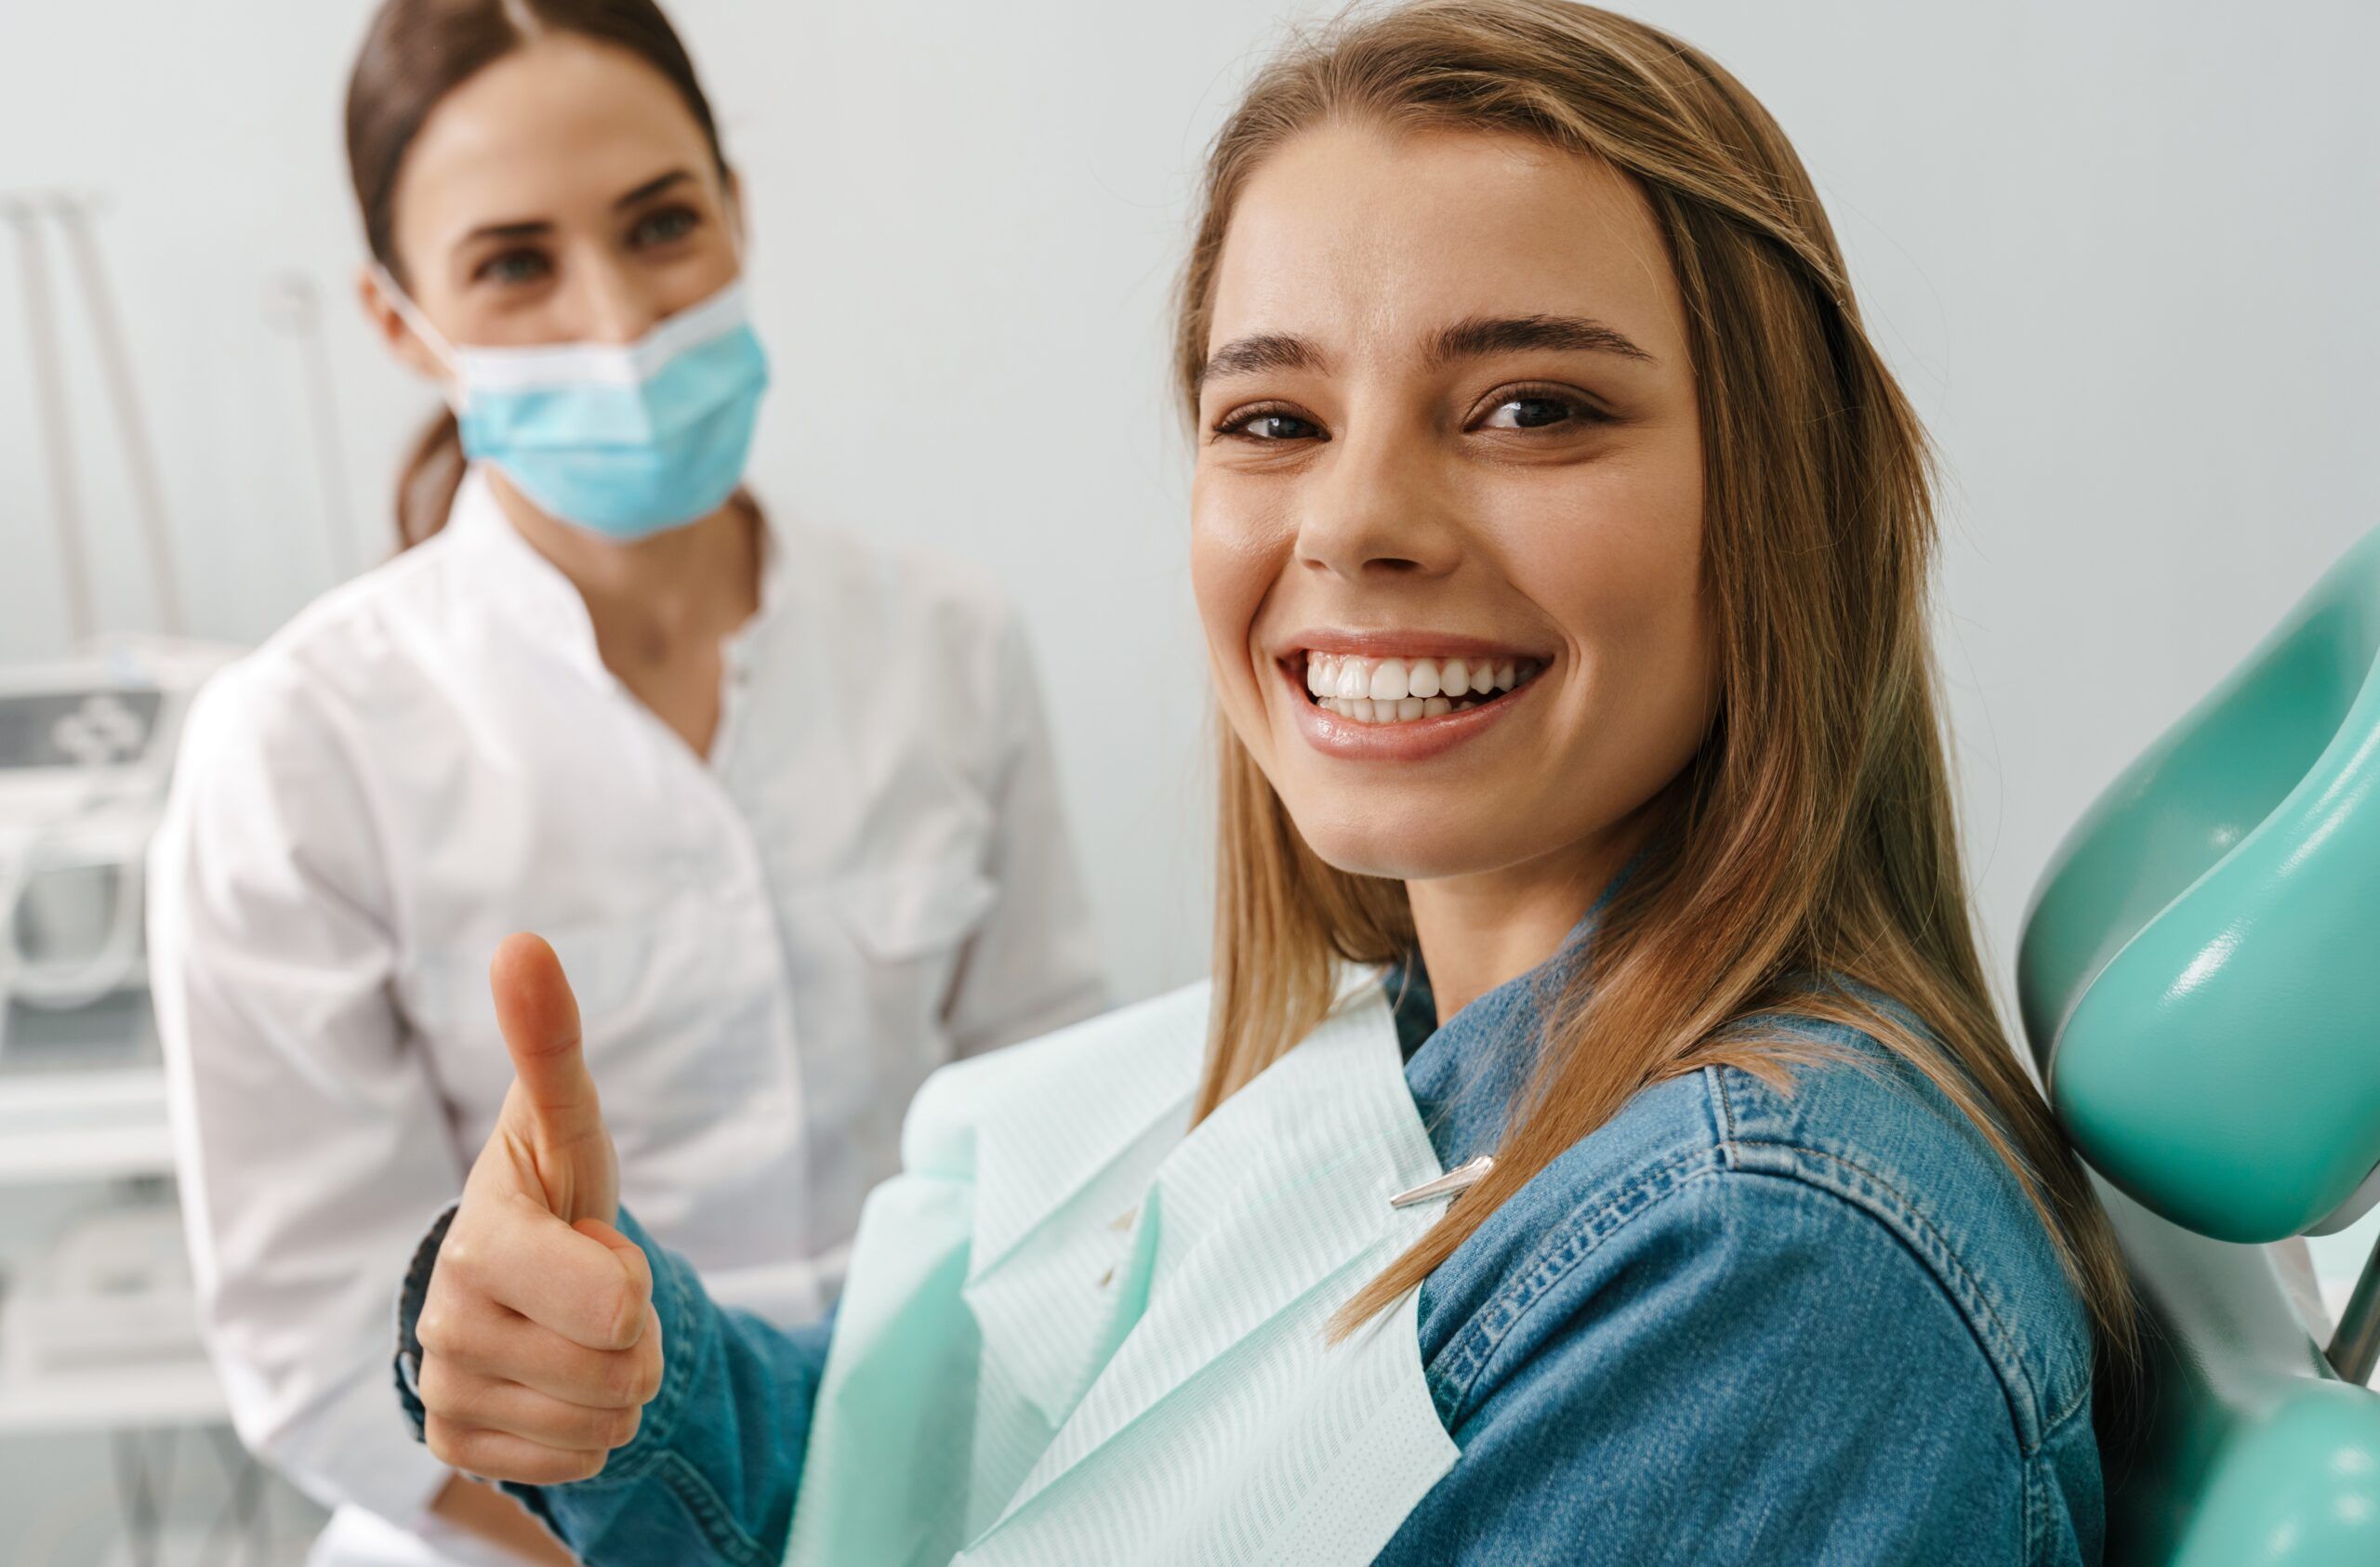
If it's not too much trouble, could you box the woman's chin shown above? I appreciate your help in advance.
[1287,804,1522,886]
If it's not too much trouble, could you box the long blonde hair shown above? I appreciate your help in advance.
[1176,0,2135,1366]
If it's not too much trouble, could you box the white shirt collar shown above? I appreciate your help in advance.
[441,464,788,681]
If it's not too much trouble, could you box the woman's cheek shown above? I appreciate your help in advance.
[1190,498,1283,705]
[1565,536,1714,774]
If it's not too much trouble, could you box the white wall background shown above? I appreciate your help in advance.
[3,0,2374,1005]
[0,0,2373,1551]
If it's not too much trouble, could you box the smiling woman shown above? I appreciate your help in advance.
[1178,22,2134,1369]
[389,3,2132,1563]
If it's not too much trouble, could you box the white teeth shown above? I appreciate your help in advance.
[1306,651,1546,724]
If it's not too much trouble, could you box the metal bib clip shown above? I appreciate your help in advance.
[1389,1154,1496,1209]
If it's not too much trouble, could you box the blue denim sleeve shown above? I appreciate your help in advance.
[1380,1168,2066,1565]
[394,1205,828,1566]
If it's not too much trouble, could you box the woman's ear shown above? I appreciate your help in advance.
[723,166,749,257]
[356,263,447,384]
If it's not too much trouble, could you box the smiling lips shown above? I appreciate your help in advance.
[1300,651,1545,725]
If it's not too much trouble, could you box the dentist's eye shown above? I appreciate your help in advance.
[630,205,701,247]
[1213,403,1325,442]
[474,248,552,287]
[1475,385,1606,432]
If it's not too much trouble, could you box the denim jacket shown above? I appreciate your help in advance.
[397,928,2101,1565]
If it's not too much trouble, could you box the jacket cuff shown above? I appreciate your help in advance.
[392,1201,457,1445]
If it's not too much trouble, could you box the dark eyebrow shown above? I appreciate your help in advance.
[1430,313,1655,365]
[615,168,694,210]
[1199,314,1653,390]
[453,170,694,252]
[1198,332,1327,388]
[458,217,553,247]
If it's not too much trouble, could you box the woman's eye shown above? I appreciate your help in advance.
[475,248,550,287]
[1217,408,1322,442]
[1480,392,1587,430]
[631,206,701,247]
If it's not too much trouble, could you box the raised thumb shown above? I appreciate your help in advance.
[490,931,606,1153]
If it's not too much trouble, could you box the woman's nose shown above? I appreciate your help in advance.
[1293,426,1462,582]
[572,259,664,346]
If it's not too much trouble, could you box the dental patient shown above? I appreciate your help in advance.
[395,2,2130,1560]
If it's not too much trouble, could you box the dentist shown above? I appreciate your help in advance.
[146,2,1104,1562]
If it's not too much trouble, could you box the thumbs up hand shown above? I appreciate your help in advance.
[415,934,663,1485]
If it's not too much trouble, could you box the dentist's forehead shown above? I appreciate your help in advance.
[1206,122,1686,367]
[392,36,718,256]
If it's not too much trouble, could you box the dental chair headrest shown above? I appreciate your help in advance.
[2018,528,2380,1244]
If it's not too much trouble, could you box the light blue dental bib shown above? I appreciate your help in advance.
[785,981,1461,1566]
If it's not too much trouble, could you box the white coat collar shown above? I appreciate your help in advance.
[440,464,790,686]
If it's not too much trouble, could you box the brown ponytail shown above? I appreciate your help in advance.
[395,409,466,550]
[344,0,731,550]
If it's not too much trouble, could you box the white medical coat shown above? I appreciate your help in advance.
[146,468,1106,1562]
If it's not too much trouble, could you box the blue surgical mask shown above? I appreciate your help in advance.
[379,272,770,540]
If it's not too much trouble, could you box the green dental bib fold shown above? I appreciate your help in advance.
[784,981,1461,1566]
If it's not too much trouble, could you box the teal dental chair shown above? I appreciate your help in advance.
[2019,526,2380,1563]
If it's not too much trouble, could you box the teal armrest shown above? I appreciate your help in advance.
[2099,1183,2380,1566]
[2016,528,2380,1563]
[2020,527,2380,1242]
